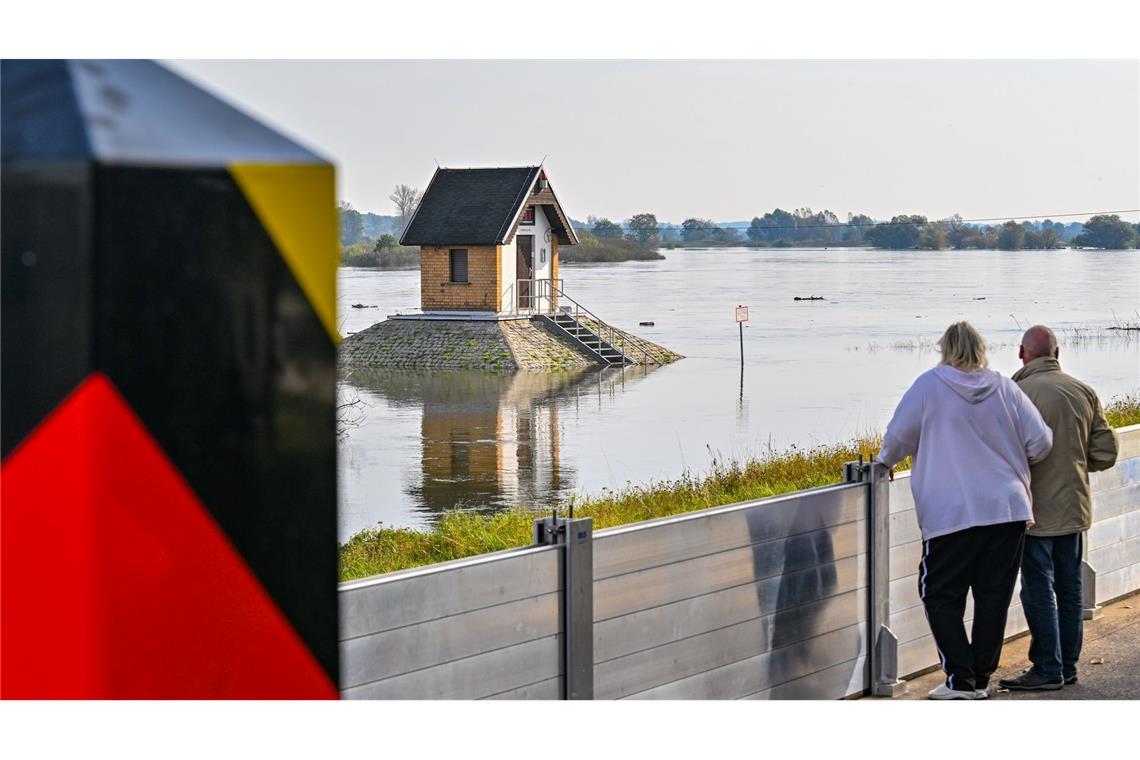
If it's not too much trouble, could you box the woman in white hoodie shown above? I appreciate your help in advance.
[877,321,1052,700]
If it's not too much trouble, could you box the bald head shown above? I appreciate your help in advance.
[1020,325,1059,365]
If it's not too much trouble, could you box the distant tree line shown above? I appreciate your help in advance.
[863,214,1137,250]
[577,209,1138,251]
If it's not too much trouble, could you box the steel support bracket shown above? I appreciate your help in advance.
[533,515,594,699]
[846,458,908,697]
[1081,559,1102,621]
[872,625,907,697]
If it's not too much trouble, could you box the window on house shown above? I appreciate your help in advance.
[520,206,535,225]
[449,249,468,283]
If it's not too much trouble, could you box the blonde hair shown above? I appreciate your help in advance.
[938,321,988,371]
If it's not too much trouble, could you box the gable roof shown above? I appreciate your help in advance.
[400,166,578,247]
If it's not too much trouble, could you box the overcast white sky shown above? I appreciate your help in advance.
[168,60,1139,224]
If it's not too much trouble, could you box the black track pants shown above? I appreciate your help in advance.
[918,520,1026,691]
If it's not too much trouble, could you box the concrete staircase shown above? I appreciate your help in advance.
[539,312,631,366]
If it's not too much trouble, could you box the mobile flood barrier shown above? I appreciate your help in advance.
[338,424,1140,699]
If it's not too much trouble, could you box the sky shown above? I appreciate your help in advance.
[167,60,1140,224]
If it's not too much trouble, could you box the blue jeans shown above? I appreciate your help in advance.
[1019,533,1084,680]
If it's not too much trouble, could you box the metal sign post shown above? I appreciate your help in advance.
[735,305,749,370]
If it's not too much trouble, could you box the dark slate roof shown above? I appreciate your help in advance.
[2,60,324,165]
[400,166,542,246]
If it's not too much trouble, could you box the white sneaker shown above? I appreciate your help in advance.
[928,683,978,700]
[973,687,989,699]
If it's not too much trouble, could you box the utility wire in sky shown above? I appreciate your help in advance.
[578,209,1140,232]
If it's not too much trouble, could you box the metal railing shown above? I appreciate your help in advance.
[509,278,562,315]
[547,283,639,366]
[508,279,658,366]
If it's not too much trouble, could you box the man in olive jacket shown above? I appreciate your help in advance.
[999,325,1118,691]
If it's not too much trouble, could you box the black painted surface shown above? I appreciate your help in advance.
[0,161,94,458]
[93,166,338,680]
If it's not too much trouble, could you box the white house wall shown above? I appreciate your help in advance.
[502,204,555,313]
[500,238,516,312]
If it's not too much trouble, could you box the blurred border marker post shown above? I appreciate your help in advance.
[0,60,339,698]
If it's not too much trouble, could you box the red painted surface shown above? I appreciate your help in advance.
[1,373,337,699]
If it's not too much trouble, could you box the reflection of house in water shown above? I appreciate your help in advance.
[342,367,656,518]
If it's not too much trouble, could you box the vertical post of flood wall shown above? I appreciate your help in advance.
[845,459,906,697]
[533,515,595,699]
[1,60,339,698]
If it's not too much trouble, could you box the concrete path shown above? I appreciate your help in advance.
[895,591,1140,700]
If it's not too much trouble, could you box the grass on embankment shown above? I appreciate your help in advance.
[1105,394,1140,429]
[339,396,1140,581]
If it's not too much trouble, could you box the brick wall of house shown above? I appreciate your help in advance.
[420,245,502,311]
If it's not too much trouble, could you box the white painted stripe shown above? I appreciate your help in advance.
[919,539,950,681]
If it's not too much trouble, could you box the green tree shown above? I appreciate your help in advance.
[338,201,364,246]
[1072,215,1137,249]
[844,214,875,244]
[591,217,623,239]
[747,208,797,242]
[916,221,948,250]
[625,213,660,247]
[712,226,741,243]
[681,217,714,242]
[865,215,927,249]
[996,220,1025,250]
[374,234,400,251]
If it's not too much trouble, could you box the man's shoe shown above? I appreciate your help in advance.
[973,687,990,699]
[1064,675,1078,685]
[998,669,1063,691]
[928,683,978,700]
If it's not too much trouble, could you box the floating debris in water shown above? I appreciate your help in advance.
[794,296,825,301]
[974,297,986,301]
[639,321,655,326]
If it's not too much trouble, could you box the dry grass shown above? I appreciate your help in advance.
[339,396,1140,581]
[1106,394,1140,429]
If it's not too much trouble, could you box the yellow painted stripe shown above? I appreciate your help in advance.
[229,163,340,343]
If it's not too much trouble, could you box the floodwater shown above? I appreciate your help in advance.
[337,248,1140,540]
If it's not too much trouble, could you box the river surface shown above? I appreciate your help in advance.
[337,248,1139,540]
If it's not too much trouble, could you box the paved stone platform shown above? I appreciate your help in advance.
[340,316,681,372]
[895,591,1140,700]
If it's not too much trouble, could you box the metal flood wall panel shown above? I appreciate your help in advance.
[337,545,563,699]
[889,424,1140,679]
[591,483,870,699]
[1089,425,1140,604]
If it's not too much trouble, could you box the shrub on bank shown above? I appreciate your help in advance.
[562,236,664,263]
[341,240,420,268]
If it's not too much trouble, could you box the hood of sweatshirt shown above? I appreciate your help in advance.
[932,365,1001,404]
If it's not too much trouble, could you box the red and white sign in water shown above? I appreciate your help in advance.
[735,305,749,323]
